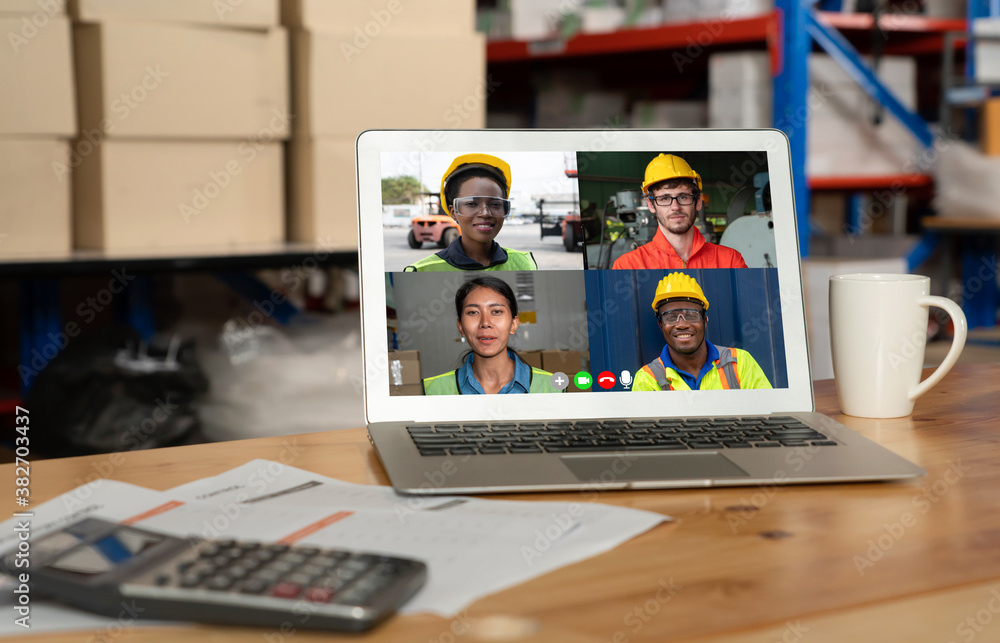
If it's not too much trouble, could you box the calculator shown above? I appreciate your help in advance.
[3,518,427,632]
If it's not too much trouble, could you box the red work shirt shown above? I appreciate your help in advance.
[611,228,748,270]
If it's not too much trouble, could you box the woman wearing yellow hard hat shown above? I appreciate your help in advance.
[632,272,771,391]
[404,154,538,272]
[423,276,561,395]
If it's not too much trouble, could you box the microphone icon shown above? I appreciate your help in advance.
[620,370,633,390]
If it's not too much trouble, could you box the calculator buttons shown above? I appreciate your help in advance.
[313,553,348,566]
[205,576,235,591]
[285,573,315,586]
[132,537,426,626]
[239,578,270,594]
[267,560,297,574]
[304,587,336,603]
[298,564,326,577]
[278,552,309,566]
[224,565,252,580]
[270,582,302,599]
[199,544,222,557]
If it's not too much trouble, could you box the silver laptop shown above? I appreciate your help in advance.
[357,129,925,494]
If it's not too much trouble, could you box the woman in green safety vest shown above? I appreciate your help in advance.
[404,153,538,272]
[423,276,561,395]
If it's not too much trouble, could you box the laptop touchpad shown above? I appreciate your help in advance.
[560,453,749,481]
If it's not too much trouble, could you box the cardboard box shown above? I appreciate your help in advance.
[520,350,585,391]
[292,30,485,138]
[73,140,284,250]
[70,0,279,29]
[983,98,1000,156]
[282,0,474,35]
[388,350,421,385]
[540,350,581,375]
[519,350,543,370]
[74,22,289,139]
[390,383,424,396]
[0,138,71,256]
[540,349,586,392]
[0,15,75,136]
[0,0,61,13]
[288,136,358,246]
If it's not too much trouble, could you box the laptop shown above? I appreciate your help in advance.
[357,129,926,494]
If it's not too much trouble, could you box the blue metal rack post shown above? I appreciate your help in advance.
[773,0,813,257]
[774,0,938,257]
[776,0,997,326]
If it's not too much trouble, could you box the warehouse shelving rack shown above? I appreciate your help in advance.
[485,1,998,327]
[486,3,969,258]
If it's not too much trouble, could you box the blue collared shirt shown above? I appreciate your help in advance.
[436,237,509,270]
[456,349,531,394]
[660,340,721,390]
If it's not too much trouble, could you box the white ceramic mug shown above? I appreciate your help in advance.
[829,274,967,418]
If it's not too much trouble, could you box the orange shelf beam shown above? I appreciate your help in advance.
[487,10,966,63]
[487,14,775,62]
[809,174,933,190]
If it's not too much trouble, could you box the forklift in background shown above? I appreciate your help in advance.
[535,198,581,251]
[407,192,459,250]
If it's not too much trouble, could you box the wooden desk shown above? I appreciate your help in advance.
[6,364,1000,642]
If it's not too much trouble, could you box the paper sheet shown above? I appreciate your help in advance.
[1,460,669,634]
[159,460,669,615]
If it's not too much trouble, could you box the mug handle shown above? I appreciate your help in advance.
[909,295,968,401]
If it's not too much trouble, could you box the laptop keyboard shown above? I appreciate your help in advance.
[406,416,838,457]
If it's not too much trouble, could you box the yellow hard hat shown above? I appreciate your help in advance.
[641,154,702,195]
[440,154,512,214]
[651,272,709,312]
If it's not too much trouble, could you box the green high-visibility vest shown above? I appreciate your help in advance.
[404,249,537,272]
[423,368,562,395]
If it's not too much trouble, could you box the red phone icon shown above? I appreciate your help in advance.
[598,371,616,389]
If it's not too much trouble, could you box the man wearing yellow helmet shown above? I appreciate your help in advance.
[404,154,538,272]
[632,273,771,391]
[612,154,747,270]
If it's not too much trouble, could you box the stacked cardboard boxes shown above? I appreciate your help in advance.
[283,0,486,247]
[0,4,76,257]
[709,51,922,178]
[521,349,586,392]
[67,0,289,251]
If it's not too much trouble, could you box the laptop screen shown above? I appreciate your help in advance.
[358,131,811,423]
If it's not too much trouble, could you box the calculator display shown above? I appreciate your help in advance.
[45,527,164,577]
